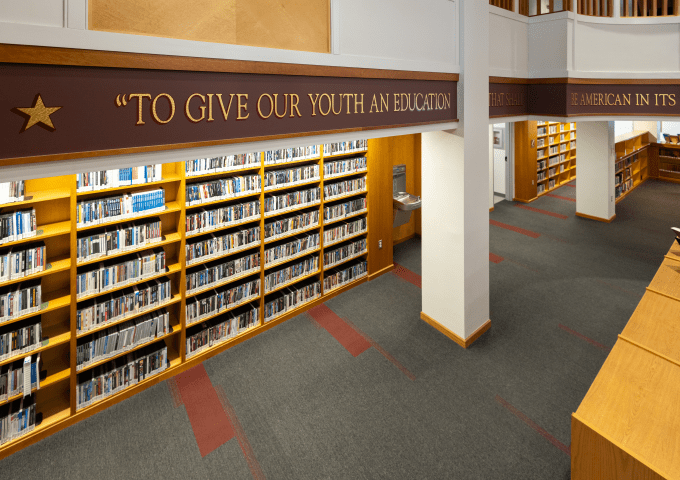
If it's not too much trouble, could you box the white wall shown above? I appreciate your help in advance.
[615,121,634,138]
[0,0,63,27]
[489,125,494,208]
[489,8,529,78]
[633,121,658,141]
[576,121,615,221]
[661,122,680,138]
[528,14,570,77]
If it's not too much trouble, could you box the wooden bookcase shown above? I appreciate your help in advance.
[0,142,370,458]
[614,131,651,202]
[514,121,577,202]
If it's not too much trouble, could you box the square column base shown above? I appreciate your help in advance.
[420,312,491,348]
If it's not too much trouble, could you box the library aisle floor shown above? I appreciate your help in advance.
[1,179,677,479]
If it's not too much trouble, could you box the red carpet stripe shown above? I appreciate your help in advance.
[216,386,266,480]
[515,204,569,220]
[392,264,422,288]
[565,184,576,188]
[558,324,611,352]
[489,219,541,238]
[175,364,235,457]
[343,317,416,381]
[546,193,576,203]
[489,253,504,264]
[167,378,184,408]
[308,304,371,357]
[495,395,570,456]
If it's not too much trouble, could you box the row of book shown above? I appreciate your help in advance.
[76,310,171,371]
[0,318,42,362]
[324,156,367,178]
[76,279,172,334]
[324,217,367,246]
[264,255,319,293]
[0,396,37,445]
[264,280,320,323]
[323,260,368,292]
[0,355,41,401]
[76,342,168,410]
[186,279,260,326]
[186,252,260,295]
[264,165,320,190]
[76,189,166,227]
[0,280,42,325]
[185,200,260,237]
[324,238,367,270]
[76,219,163,264]
[76,249,167,299]
[537,160,547,171]
[76,166,163,192]
[264,210,319,242]
[537,171,546,182]
[264,233,320,267]
[0,242,47,284]
[324,198,367,223]
[323,140,367,157]
[185,305,259,359]
[185,226,260,266]
[324,177,367,201]
[0,182,25,205]
[615,178,634,198]
[0,209,37,246]
[185,154,260,177]
[537,183,546,195]
[264,187,320,217]
[264,145,320,165]
[186,176,261,206]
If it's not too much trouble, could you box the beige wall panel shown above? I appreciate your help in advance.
[89,0,330,53]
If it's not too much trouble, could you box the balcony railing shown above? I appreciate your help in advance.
[491,0,680,15]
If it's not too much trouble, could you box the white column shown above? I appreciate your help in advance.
[576,121,616,222]
[489,125,494,209]
[613,0,621,17]
[420,0,490,347]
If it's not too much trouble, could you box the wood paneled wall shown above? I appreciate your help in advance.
[89,0,331,53]
[513,121,538,202]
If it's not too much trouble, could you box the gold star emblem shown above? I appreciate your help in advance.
[13,94,62,132]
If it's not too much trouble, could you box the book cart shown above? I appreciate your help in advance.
[0,140,370,458]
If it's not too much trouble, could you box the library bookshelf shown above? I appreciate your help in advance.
[0,142,370,458]
[514,121,577,203]
[614,131,651,203]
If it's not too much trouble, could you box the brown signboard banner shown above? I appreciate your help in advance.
[490,79,680,118]
[0,63,457,164]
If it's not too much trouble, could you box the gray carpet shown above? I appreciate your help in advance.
[1,179,677,479]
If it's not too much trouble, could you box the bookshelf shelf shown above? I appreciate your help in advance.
[75,174,182,197]
[0,139,374,459]
[615,132,651,203]
[0,368,71,408]
[324,272,368,294]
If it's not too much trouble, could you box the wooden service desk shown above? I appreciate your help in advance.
[572,243,680,480]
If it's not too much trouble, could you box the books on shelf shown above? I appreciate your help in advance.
[185,175,261,206]
[76,218,163,264]
[76,189,166,227]
[549,146,559,156]
[186,252,260,295]
[185,153,260,177]
[538,183,546,195]
[537,127,546,136]
[323,260,367,293]
[324,238,367,270]
[264,255,319,293]
[264,165,320,190]
[549,167,556,177]
[324,177,367,201]
[0,280,41,325]
[537,138,545,148]
[0,354,41,401]
[537,160,547,171]
[537,171,546,182]
[264,279,320,323]
[76,342,168,410]
[0,209,37,246]
[264,233,320,267]
[0,182,25,205]
[549,156,559,166]
[323,157,367,178]
[560,164,565,173]
[76,279,172,334]
[0,395,37,443]
[324,217,367,246]
[185,226,260,266]
[186,305,259,359]
[264,145,320,166]
[323,140,367,157]
[264,210,319,242]
[570,140,576,149]
[264,187,321,217]
[537,149,545,159]
[549,125,557,134]
[324,198,367,224]
[186,278,260,326]
[186,200,260,236]
[0,318,42,362]
[560,144,567,153]
[0,242,46,284]
[549,179,556,189]
[76,249,167,299]
[76,165,162,192]
[76,309,170,371]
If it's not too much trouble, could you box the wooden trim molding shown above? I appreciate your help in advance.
[368,264,395,281]
[489,207,495,212]
[490,76,680,86]
[420,312,491,349]
[0,44,459,82]
[576,212,616,223]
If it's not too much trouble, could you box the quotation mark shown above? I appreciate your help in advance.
[115,94,129,107]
